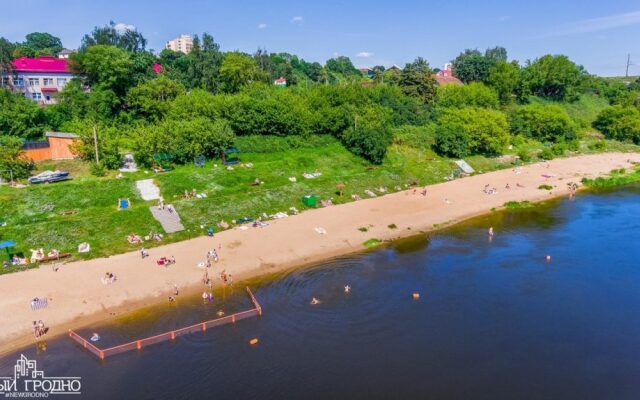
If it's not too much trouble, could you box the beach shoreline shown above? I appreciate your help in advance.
[1,152,638,357]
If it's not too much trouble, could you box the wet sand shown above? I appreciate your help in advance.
[1,153,638,354]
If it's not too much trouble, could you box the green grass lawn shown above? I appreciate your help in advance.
[0,137,458,272]
[2,134,639,275]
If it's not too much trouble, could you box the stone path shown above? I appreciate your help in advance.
[149,206,185,233]
[136,179,160,201]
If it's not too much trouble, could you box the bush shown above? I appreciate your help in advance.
[539,147,555,160]
[509,104,576,143]
[433,107,509,157]
[593,105,640,143]
[436,82,500,109]
[517,149,531,162]
[538,184,553,190]
[588,140,606,151]
[567,140,580,151]
[551,143,567,156]
[0,136,34,180]
[341,105,393,164]
[90,162,106,177]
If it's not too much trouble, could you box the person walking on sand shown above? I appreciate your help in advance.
[173,285,179,296]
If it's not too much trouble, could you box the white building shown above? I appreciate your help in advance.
[165,34,194,54]
[2,56,73,104]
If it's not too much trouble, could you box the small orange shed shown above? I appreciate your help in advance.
[22,132,79,161]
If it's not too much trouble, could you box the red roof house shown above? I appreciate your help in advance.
[433,63,463,86]
[6,56,74,104]
[12,56,70,73]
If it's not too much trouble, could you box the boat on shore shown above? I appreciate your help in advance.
[28,170,70,184]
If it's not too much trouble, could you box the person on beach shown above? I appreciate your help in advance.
[141,248,149,258]
[173,285,179,296]
[168,296,175,302]
[202,292,208,301]
[170,256,176,265]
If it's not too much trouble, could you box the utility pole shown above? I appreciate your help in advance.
[626,53,631,77]
[93,126,100,164]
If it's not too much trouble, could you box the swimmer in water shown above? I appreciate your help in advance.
[310,297,320,305]
[344,285,351,293]
[488,227,494,236]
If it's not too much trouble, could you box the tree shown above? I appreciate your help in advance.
[325,56,360,78]
[434,107,509,157]
[341,105,393,164]
[484,46,508,62]
[0,89,49,139]
[219,52,267,93]
[185,33,223,92]
[23,32,64,56]
[593,106,640,143]
[0,136,34,180]
[436,82,500,109]
[0,38,14,84]
[134,117,235,165]
[509,104,576,143]
[521,55,585,101]
[70,45,134,96]
[452,49,494,83]
[399,58,438,104]
[126,76,185,120]
[487,60,521,104]
[80,21,147,53]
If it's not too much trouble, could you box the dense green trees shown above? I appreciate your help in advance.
[0,90,50,139]
[487,61,520,104]
[0,136,34,180]
[341,106,393,164]
[520,55,585,101]
[434,108,509,157]
[2,25,637,169]
[399,58,438,104]
[451,47,506,83]
[436,82,499,109]
[12,32,64,57]
[126,76,185,120]
[509,104,576,143]
[80,21,147,53]
[593,106,640,144]
[219,52,268,93]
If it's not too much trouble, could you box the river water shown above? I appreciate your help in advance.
[2,187,640,399]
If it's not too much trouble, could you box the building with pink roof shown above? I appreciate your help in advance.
[2,56,74,104]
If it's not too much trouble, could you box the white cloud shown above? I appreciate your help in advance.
[356,51,374,58]
[114,22,136,33]
[547,10,640,37]
[291,16,303,24]
[258,23,267,29]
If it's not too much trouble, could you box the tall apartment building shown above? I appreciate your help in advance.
[165,34,193,54]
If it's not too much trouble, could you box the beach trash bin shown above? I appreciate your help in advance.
[302,195,317,207]
[119,199,129,209]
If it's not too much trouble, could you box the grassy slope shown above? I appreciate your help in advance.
[2,94,639,274]
[0,137,459,272]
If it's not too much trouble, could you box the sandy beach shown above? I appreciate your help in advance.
[1,152,638,355]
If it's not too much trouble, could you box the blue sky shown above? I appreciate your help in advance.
[1,0,639,76]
